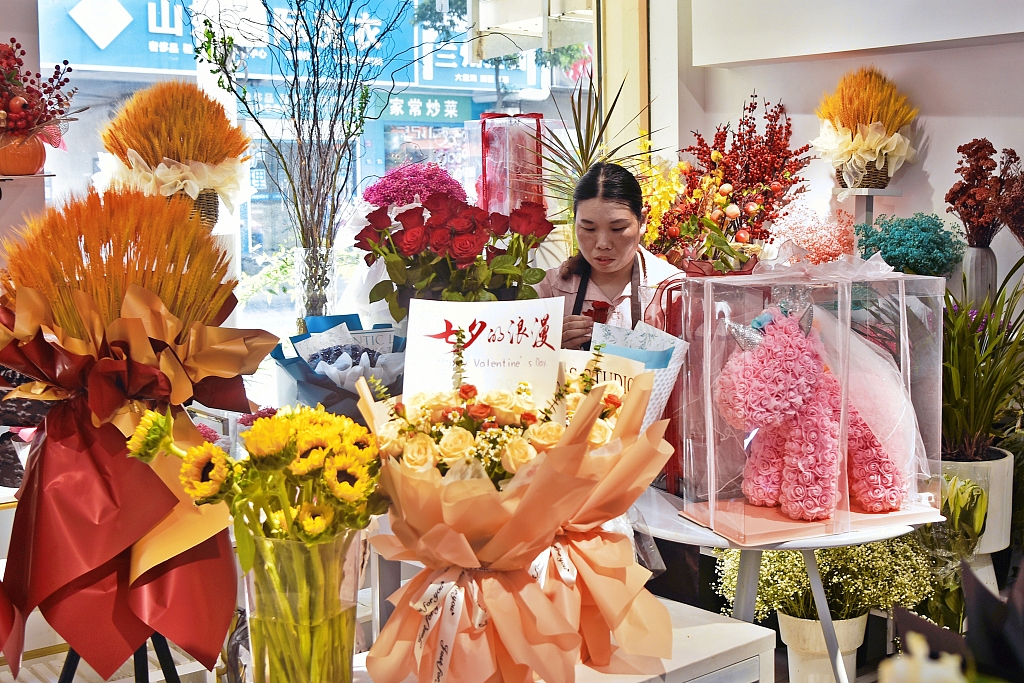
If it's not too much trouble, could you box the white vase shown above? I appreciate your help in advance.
[777,612,868,683]
[962,246,997,308]
[942,449,1013,554]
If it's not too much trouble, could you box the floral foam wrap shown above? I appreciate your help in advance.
[366,373,674,683]
[0,284,277,678]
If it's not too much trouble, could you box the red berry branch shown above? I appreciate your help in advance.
[0,37,80,146]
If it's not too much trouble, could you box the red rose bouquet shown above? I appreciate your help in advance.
[355,193,554,320]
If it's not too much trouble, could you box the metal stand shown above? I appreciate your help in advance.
[57,633,183,683]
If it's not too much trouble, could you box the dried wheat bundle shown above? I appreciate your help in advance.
[101,81,250,168]
[0,188,236,341]
[816,67,918,135]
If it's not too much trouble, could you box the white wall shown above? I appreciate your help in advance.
[658,17,1024,285]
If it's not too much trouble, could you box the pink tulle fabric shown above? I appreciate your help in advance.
[715,308,906,521]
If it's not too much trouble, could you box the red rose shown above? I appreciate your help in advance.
[582,301,612,324]
[603,394,622,410]
[488,212,510,236]
[366,205,393,231]
[466,403,491,421]
[394,402,406,417]
[442,406,464,422]
[519,411,538,427]
[424,193,466,227]
[429,228,451,255]
[450,232,487,267]
[486,245,507,263]
[460,206,489,225]
[354,224,383,251]
[481,420,498,431]
[396,206,425,230]
[392,226,428,257]
[510,202,554,239]
[459,384,478,400]
[449,217,475,234]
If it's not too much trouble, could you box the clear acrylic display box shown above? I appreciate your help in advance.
[464,115,551,214]
[672,273,944,546]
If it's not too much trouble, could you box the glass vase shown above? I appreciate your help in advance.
[298,245,335,324]
[246,530,360,683]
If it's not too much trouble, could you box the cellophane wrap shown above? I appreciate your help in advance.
[0,284,276,677]
[465,114,546,214]
[649,254,944,546]
[366,373,675,683]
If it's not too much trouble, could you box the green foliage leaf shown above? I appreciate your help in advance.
[522,267,546,285]
[478,290,497,301]
[388,295,408,322]
[443,290,466,302]
[517,285,539,300]
[234,515,255,573]
[384,254,408,285]
[489,254,519,275]
[368,279,394,304]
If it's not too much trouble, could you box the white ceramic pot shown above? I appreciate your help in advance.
[962,246,997,308]
[942,449,1013,554]
[777,612,868,683]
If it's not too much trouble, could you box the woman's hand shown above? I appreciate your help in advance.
[562,315,594,350]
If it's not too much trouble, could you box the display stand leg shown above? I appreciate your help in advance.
[802,549,847,683]
[134,643,150,683]
[733,549,762,623]
[57,648,81,683]
[372,551,402,640]
[152,633,182,683]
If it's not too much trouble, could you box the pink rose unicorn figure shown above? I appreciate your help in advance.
[713,306,906,521]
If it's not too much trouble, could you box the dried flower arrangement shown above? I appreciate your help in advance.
[945,139,1019,248]
[856,213,966,276]
[812,67,918,189]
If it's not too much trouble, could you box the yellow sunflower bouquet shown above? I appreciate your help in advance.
[128,404,388,683]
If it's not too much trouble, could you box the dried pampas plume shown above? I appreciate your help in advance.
[101,80,250,168]
[0,188,236,341]
[816,67,918,135]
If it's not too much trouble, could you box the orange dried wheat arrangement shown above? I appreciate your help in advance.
[101,81,250,168]
[0,188,236,341]
[816,67,918,135]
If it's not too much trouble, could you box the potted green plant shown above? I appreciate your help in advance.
[942,256,1024,558]
[716,537,933,683]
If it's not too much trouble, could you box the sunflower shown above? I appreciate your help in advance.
[127,409,174,463]
[296,502,335,539]
[344,426,378,465]
[242,416,295,465]
[268,507,294,538]
[323,454,373,504]
[289,428,333,476]
[179,442,231,500]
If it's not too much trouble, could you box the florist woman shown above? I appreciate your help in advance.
[536,162,681,349]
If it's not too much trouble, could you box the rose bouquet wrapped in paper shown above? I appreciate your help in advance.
[0,188,276,677]
[363,339,676,683]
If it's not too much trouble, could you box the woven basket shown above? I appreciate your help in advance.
[172,188,219,230]
[836,159,890,190]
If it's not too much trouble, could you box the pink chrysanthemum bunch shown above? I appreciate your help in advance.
[770,202,855,265]
[362,162,467,207]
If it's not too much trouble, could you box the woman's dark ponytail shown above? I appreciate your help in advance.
[561,162,644,280]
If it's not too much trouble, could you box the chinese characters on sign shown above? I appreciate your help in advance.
[404,299,564,404]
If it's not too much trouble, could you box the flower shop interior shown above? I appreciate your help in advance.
[2,0,1024,682]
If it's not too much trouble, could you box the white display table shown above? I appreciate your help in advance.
[354,597,776,683]
[635,487,928,683]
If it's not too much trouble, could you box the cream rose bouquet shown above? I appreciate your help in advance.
[361,340,679,683]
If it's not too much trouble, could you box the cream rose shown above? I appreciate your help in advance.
[525,420,565,452]
[564,391,585,416]
[425,391,459,422]
[483,389,520,425]
[377,419,407,458]
[588,418,614,448]
[501,436,537,474]
[438,426,475,466]
[402,432,440,472]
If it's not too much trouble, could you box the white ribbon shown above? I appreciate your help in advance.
[411,568,488,683]
[810,120,917,201]
[92,149,249,215]
[528,540,577,590]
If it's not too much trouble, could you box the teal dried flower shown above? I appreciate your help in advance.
[857,213,966,276]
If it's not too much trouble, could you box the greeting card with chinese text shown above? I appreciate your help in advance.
[404,299,563,403]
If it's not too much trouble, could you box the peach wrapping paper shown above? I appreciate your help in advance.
[366,373,675,683]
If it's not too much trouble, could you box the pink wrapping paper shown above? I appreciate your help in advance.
[367,374,674,683]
